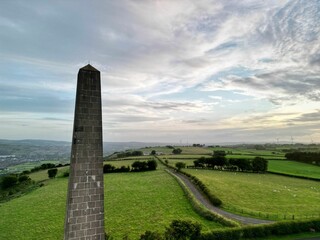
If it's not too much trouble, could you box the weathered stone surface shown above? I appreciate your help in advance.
[64,65,105,240]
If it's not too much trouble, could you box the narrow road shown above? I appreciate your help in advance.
[167,169,274,225]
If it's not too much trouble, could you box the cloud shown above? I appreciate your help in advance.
[1,0,320,142]
[291,110,320,122]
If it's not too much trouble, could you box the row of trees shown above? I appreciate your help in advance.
[193,151,268,172]
[285,152,320,165]
[116,150,144,158]
[103,160,157,174]
[0,174,31,189]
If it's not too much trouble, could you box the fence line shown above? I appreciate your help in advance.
[225,205,320,221]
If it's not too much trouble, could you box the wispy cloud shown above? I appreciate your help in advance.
[0,0,319,142]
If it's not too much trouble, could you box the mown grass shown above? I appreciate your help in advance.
[0,169,224,239]
[184,169,320,219]
[268,160,320,179]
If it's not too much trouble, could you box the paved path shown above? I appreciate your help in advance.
[167,169,274,225]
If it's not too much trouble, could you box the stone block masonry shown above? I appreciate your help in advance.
[64,64,105,240]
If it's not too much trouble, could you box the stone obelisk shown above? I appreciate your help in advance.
[64,64,105,240]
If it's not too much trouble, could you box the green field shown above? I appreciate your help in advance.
[141,146,212,155]
[0,169,223,239]
[0,160,69,175]
[2,145,320,238]
[268,160,320,179]
[184,169,320,219]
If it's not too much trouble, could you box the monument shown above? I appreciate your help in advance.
[64,64,105,240]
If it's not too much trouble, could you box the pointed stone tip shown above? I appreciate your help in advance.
[80,64,99,72]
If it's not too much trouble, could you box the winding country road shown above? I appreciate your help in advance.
[166,169,274,225]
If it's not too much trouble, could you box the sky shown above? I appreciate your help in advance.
[0,0,320,144]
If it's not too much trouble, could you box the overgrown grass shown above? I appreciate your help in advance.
[184,169,320,219]
[268,160,320,179]
[0,169,224,239]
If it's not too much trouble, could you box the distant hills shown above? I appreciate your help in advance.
[0,139,169,169]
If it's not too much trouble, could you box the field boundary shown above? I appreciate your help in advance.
[165,169,239,227]
[168,168,274,225]
[267,171,320,182]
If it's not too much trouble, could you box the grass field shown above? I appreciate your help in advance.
[184,169,320,219]
[0,159,69,175]
[268,160,320,179]
[0,169,223,239]
[141,146,212,155]
[256,232,320,240]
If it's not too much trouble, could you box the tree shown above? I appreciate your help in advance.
[1,175,18,189]
[172,148,182,154]
[132,161,148,171]
[194,157,207,168]
[175,162,186,171]
[48,168,58,178]
[252,157,268,172]
[213,150,226,157]
[103,164,115,173]
[213,155,228,169]
[206,157,215,168]
[131,150,143,156]
[18,175,31,183]
[150,150,156,155]
[164,220,201,240]
[230,159,252,171]
[147,160,157,170]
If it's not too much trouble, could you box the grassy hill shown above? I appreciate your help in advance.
[268,160,320,180]
[0,167,223,239]
[184,169,320,219]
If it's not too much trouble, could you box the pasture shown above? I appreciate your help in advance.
[268,160,320,180]
[0,168,223,239]
[184,169,320,219]
[0,159,69,175]
[140,146,212,155]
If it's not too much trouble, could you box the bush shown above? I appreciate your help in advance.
[172,148,182,154]
[164,220,201,240]
[1,175,18,189]
[18,175,31,183]
[200,229,241,240]
[132,161,148,171]
[62,170,70,177]
[117,166,130,173]
[147,160,157,170]
[204,219,320,240]
[104,164,116,173]
[175,162,186,171]
[252,157,268,172]
[47,168,58,178]
[140,231,163,240]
